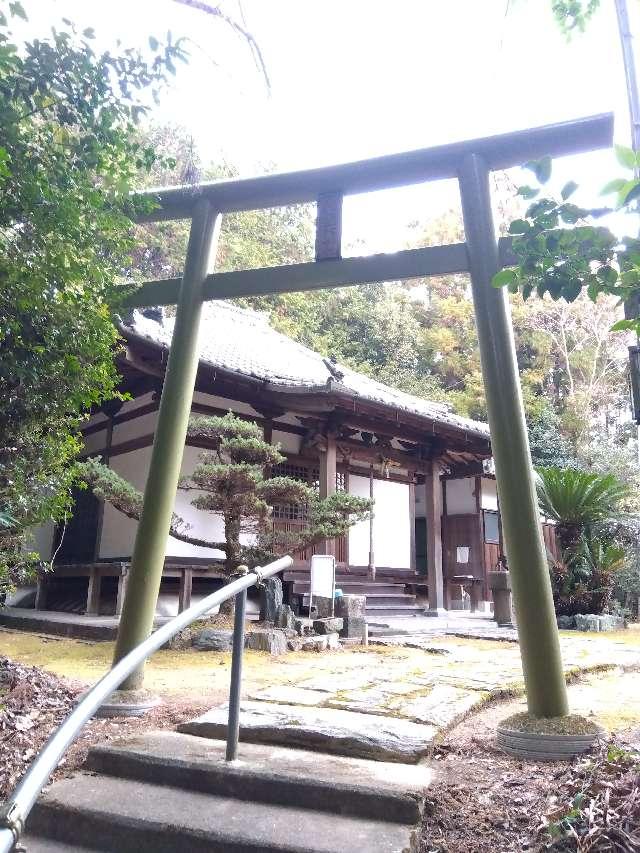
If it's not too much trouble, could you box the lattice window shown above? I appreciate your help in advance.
[271,462,314,521]
[270,462,346,520]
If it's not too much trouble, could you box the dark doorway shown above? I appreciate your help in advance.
[53,488,100,564]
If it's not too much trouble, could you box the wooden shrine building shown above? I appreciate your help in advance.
[30,300,536,617]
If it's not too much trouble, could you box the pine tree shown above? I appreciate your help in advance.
[79,412,371,576]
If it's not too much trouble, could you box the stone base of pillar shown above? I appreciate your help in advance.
[424,607,448,617]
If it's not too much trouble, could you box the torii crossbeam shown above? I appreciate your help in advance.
[115,113,613,719]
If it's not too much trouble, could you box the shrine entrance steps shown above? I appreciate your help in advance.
[23,730,432,852]
[284,569,426,618]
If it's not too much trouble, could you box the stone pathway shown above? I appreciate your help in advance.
[181,631,640,762]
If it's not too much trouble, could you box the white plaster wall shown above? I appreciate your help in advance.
[481,478,498,511]
[111,411,158,444]
[119,392,155,414]
[98,444,255,560]
[348,476,411,568]
[446,478,476,514]
[28,523,55,561]
[193,391,261,417]
[272,429,301,455]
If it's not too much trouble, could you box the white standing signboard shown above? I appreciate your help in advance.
[309,554,336,617]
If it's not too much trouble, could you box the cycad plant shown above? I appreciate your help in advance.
[535,467,630,615]
[536,467,630,553]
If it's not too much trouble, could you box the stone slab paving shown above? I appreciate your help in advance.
[179,700,438,763]
[182,630,640,764]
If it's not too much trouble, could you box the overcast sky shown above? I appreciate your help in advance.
[22,1,639,252]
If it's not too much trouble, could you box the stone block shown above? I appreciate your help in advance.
[259,577,283,624]
[313,617,344,635]
[574,613,626,632]
[192,629,233,652]
[275,603,295,631]
[310,595,334,618]
[297,633,339,652]
[339,616,367,639]
[245,629,287,656]
[294,617,314,636]
[335,594,366,619]
[556,615,576,630]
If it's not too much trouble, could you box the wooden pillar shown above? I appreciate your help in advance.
[409,474,416,573]
[263,417,273,446]
[34,574,47,611]
[115,564,129,617]
[178,568,193,613]
[368,463,375,580]
[319,433,337,556]
[424,460,445,614]
[86,567,101,616]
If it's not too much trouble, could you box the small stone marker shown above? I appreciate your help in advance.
[339,616,368,643]
[310,595,334,618]
[335,594,366,619]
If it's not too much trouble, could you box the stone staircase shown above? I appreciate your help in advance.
[23,729,431,852]
[284,571,425,618]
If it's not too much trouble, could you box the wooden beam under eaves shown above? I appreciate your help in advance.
[123,242,470,308]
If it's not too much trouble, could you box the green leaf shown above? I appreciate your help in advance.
[618,180,640,207]
[621,180,640,206]
[508,219,530,235]
[517,185,539,200]
[82,27,95,39]
[492,268,518,288]
[9,2,27,20]
[600,178,627,195]
[615,144,637,170]
[560,181,578,200]
[596,265,618,285]
[611,319,636,332]
[524,155,552,185]
[148,36,159,51]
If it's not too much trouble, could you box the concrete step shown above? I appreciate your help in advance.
[84,731,431,824]
[296,590,418,608]
[20,840,95,853]
[27,772,419,853]
[293,582,404,595]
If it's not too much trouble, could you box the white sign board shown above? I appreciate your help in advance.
[310,555,336,599]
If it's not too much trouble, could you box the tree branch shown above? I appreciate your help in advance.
[172,0,271,88]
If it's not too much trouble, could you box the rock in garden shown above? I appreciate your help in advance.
[245,629,287,656]
[556,615,576,630]
[275,603,295,631]
[192,629,233,651]
[259,577,283,623]
[313,617,343,634]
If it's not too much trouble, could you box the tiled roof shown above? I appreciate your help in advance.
[124,302,490,440]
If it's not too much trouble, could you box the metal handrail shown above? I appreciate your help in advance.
[0,555,293,853]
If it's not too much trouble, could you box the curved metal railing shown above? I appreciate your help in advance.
[0,555,293,853]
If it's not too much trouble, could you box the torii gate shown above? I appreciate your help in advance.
[116,113,613,719]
